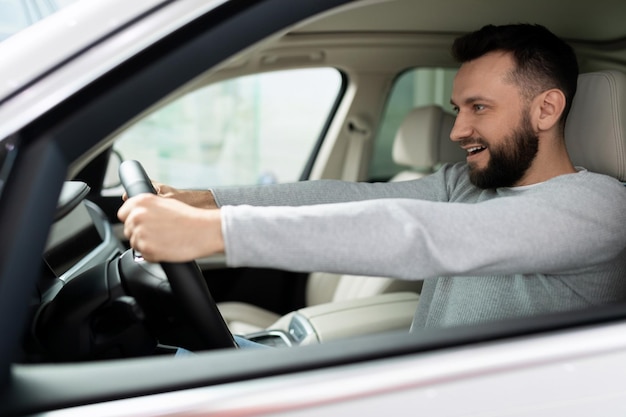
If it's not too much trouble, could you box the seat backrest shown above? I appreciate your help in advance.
[390,104,466,181]
[306,104,462,306]
[565,70,626,182]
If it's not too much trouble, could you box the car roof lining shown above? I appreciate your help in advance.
[54,0,626,178]
[294,0,626,43]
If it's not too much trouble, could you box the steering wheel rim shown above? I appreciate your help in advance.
[119,159,237,350]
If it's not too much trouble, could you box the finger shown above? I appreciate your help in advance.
[123,220,133,240]
[117,194,144,222]
[117,200,131,222]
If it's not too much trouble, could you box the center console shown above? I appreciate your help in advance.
[244,292,419,347]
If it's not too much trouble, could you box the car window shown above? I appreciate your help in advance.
[107,68,343,189]
[0,1,28,40]
[0,0,80,41]
[368,67,457,181]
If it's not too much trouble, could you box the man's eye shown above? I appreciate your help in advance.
[473,104,485,111]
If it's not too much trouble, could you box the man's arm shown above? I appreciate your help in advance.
[211,164,457,207]
[151,162,462,209]
[115,163,457,263]
[221,172,626,280]
[117,169,626,276]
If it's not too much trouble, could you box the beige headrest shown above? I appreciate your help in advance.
[392,105,465,171]
[565,71,626,181]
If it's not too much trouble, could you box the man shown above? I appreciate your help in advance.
[118,24,626,329]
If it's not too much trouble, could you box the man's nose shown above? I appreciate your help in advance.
[449,113,472,142]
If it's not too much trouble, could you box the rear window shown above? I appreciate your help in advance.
[368,67,457,181]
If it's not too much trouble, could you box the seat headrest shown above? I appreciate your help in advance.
[392,105,465,171]
[565,70,626,181]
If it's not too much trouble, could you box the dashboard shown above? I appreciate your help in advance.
[36,182,124,320]
[25,182,196,362]
[19,182,126,362]
[45,200,108,278]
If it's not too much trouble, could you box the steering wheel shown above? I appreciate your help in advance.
[119,160,237,350]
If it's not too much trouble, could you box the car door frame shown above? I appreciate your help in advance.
[0,0,355,414]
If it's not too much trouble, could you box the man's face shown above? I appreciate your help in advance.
[450,51,539,188]
[466,110,539,189]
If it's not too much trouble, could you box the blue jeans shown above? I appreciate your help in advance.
[234,335,269,348]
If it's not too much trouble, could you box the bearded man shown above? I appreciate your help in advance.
[119,24,626,331]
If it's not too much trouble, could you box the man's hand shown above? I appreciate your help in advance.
[153,182,218,209]
[122,182,218,209]
[117,194,224,263]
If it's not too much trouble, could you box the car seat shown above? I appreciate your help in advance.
[565,71,626,183]
[219,104,465,334]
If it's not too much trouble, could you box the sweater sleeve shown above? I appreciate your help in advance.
[211,163,462,207]
[220,172,626,280]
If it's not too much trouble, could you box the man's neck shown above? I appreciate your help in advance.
[515,138,576,186]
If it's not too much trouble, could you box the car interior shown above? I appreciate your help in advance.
[1,0,626,415]
[9,0,626,359]
[218,104,465,338]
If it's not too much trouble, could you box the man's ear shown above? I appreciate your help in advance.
[534,89,566,132]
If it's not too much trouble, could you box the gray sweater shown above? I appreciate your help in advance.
[213,163,626,328]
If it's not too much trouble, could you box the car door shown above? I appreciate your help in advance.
[0,1,356,415]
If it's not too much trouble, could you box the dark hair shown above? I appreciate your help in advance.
[452,24,579,131]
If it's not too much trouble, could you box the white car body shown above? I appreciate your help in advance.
[0,1,625,416]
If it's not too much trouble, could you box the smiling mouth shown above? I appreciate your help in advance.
[466,145,487,156]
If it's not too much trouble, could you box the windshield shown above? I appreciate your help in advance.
[0,0,80,41]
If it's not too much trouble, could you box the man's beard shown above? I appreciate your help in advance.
[468,113,539,189]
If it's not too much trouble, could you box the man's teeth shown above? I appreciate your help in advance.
[467,146,486,155]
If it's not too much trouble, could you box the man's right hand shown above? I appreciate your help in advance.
[117,193,224,263]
